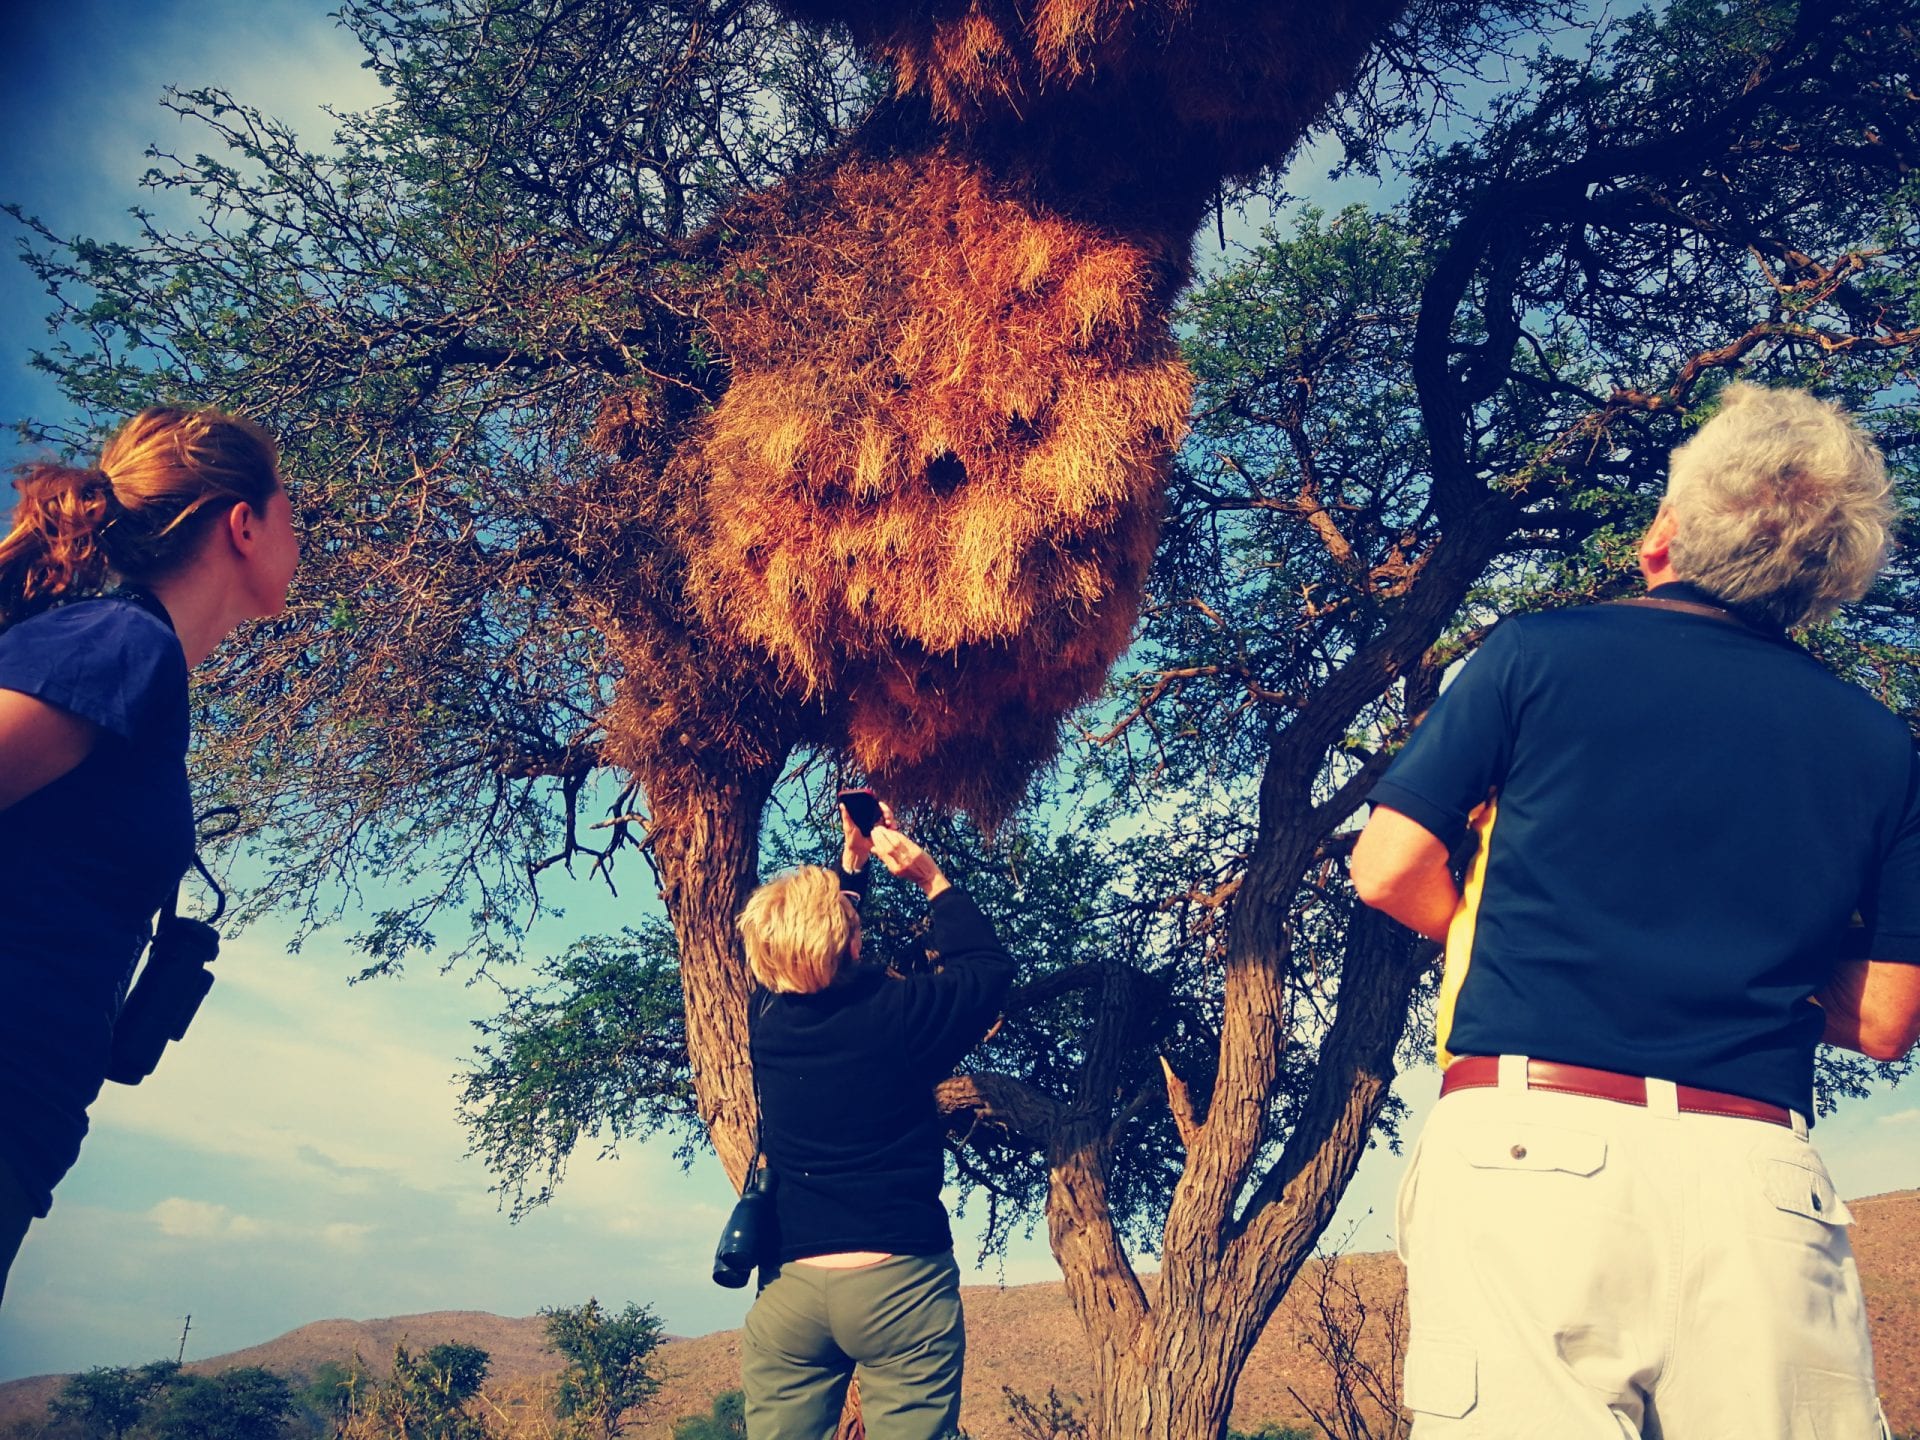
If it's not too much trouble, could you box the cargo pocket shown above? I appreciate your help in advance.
[1756,1151,1853,1228]
[1404,1332,1476,1419]
[1458,1123,1606,1177]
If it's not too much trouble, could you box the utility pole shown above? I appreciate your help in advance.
[176,1315,192,1365]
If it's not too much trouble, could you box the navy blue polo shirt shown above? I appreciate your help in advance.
[1369,583,1920,1116]
[0,594,194,1214]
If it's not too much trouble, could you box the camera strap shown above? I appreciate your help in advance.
[744,990,772,1182]
[106,811,238,1087]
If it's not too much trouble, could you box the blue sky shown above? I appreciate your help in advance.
[2,0,1918,1388]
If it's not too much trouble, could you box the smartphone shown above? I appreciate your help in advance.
[838,788,885,836]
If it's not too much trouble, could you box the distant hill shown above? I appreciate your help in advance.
[5,1190,1916,1437]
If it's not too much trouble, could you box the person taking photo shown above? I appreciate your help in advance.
[735,800,1014,1440]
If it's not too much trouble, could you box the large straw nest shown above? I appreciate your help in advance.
[579,388,809,809]
[776,0,1410,180]
[607,145,1191,818]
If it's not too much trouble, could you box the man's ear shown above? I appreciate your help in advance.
[1639,507,1678,570]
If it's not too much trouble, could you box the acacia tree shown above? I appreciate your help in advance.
[338,1344,492,1440]
[469,2,1920,1431]
[541,1299,666,1440]
[12,1,1920,1437]
[1018,7,1920,1425]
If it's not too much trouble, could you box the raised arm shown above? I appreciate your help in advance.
[868,825,1013,1069]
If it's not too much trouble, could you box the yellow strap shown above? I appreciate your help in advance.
[1435,797,1498,1069]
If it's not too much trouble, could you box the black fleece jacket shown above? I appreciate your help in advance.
[748,879,1015,1261]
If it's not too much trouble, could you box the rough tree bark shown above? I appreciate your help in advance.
[648,758,785,1187]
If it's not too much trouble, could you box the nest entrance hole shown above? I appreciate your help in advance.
[926,450,968,496]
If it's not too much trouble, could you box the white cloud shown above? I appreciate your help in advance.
[1875,1108,1920,1127]
[150,1197,264,1240]
[321,1221,376,1251]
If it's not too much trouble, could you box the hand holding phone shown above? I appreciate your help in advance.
[838,788,886,836]
[870,826,949,900]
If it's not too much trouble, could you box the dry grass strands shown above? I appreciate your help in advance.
[655,147,1189,817]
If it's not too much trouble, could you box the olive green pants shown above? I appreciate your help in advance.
[741,1251,965,1440]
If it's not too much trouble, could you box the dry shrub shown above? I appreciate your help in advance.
[676,147,1189,817]
[473,1376,563,1440]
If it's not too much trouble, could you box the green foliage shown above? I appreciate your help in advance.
[341,1344,490,1440]
[291,1362,366,1437]
[48,1364,181,1440]
[541,1299,665,1440]
[43,1365,292,1440]
[140,1370,294,1440]
[461,931,697,1216]
[668,1391,744,1440]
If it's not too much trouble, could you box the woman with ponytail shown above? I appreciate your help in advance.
[0,408,298,1305]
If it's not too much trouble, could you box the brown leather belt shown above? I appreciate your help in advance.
[1440,1056,1795,1128]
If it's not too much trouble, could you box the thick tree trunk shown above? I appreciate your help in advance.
[1061,904,1431,1439]
[648,755,873,1438]
[648,758,782,1187]
[1092,1335,1248,1440]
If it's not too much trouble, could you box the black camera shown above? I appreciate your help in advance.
[712,1164,778,1289]
[106,912,220,1087]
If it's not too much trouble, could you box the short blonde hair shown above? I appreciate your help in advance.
[1663,383,1893,628]
[737,865,857,994]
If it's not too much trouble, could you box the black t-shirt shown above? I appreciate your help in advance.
[748,885,1015,1261]
[0,595,194,1214]
[1370,583,1920,1117]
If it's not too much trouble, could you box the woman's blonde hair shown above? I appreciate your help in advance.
[1663,383,1893,628]
[0,407,282,626]
[737,865,858,994]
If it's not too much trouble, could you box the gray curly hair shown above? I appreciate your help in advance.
[1661,383,1894,628]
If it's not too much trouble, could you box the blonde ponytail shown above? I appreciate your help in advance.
[0,464,120,621]
[0,408,281,627]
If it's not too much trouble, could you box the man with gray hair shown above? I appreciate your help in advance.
[1352,383,1919,1437]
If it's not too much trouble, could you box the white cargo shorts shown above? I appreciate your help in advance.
[1397,1058,1890,1438]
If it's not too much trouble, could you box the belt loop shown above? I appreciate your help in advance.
[1498,1054,1529,1092]
[1646,1077,1680,1118]
[1790,1109,1808,1139]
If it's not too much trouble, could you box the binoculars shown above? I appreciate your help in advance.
[106,912,220,1087]
[713,1164,778,1288]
